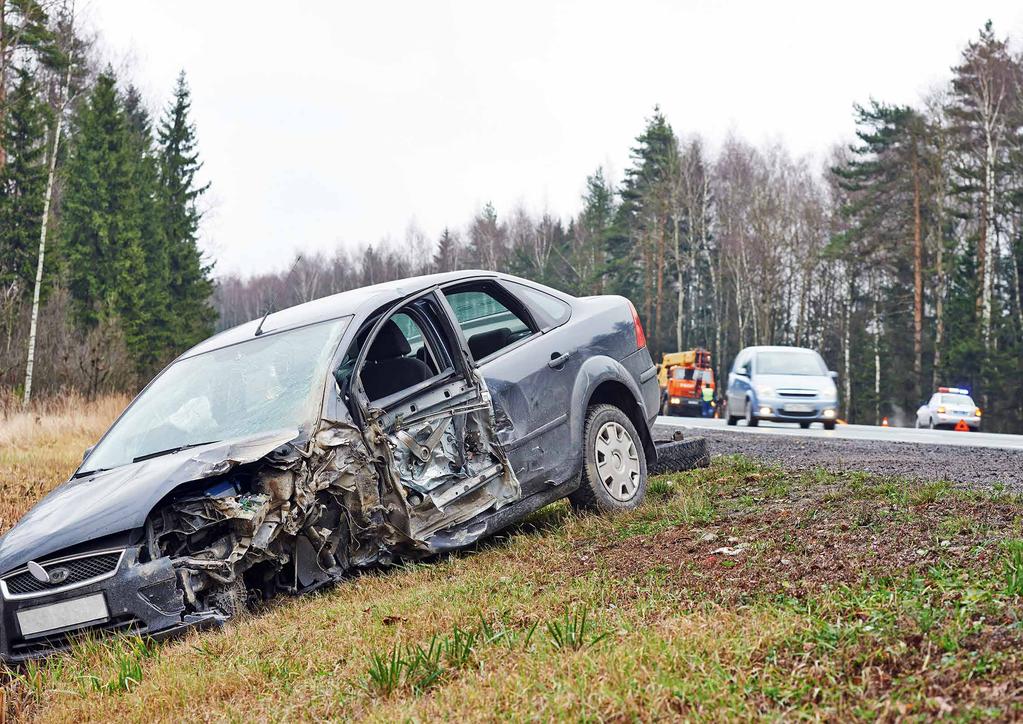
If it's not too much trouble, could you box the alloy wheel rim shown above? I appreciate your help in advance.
[594,421,640,501]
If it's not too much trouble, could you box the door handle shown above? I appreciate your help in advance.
[548,352,570,369]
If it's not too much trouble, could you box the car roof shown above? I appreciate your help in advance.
[182,270,563,358]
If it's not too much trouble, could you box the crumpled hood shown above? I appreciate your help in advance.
[0,429,299,575]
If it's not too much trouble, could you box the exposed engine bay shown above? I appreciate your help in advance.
[142,377,520,618]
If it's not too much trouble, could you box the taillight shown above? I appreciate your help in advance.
[937,406,946,413]
[628,301,646,349]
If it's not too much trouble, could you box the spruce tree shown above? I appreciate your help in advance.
[0,69,49,294]
[432,227,459,272]
[157,71,214,350]
[61,71,148,357]
[573,168,615,294]
[124,84,173,372]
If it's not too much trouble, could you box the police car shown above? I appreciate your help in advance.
[915,387,982,430]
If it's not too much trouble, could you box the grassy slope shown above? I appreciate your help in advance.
[3,402,1023,721]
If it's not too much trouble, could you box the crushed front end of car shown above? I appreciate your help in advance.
[0,405,519,663]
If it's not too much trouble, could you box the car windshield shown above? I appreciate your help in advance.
[940,394,974,407]
[756,351,826,376]
[80,318,349,475]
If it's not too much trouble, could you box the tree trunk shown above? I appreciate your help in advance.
[872,281,881,426]
[672,213,683,351]
[933,225,946,391]
[0,0,8,170]
[843,273,852,420]
[912,151,923,400]
[23,49,72,407]
[981,130,995,354]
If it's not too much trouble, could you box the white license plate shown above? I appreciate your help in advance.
[783,403,814,413]
[17,593,109,638]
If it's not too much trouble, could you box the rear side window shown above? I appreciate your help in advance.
[444,287,534,361]
[503,281,571,329]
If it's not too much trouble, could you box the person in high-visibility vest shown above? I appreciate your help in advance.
[701,384,715,417]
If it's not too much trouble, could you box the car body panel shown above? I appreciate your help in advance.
[0,271,657,662]
[0,430,299,576]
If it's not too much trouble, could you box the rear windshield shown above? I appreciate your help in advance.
[671,368,711,382]
[940,394,974,407]
[756,351,826,376]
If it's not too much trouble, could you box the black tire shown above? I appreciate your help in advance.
[744,399,759,427]
[823,420,836,431]
[568,404,648,513]
[799,421,811,429]
[649,436,710,475]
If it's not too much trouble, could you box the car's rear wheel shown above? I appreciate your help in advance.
[823,421,836,431]
[744,399,759,427]
[929,418,935,430]
[799,421,811,429]
[569,404,647,513]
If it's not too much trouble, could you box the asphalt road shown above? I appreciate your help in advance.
[657,416,1023,451]
[653,416,1023,487]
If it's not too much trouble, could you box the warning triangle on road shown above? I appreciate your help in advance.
[954,419,970,432]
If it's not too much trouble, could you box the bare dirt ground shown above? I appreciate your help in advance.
[655,423,1023,488]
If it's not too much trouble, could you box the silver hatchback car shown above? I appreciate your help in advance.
[725,346,839,429]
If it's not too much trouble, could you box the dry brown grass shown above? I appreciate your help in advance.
[0,393,129,535]
[2,410,1023,721]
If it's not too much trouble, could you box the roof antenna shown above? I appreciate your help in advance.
[254,254,303,336]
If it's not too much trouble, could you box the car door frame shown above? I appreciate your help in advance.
[435,276,580,494]
[342,287,472,421]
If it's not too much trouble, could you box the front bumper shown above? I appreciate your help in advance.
[666,396,703,415]
[0,547,217,664]
[756,398,838,423]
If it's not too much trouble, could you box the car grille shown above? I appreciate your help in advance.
[778,391,817,398]
[1,550,123,597]
[779,409,816,417]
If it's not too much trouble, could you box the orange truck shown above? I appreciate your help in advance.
[657,348,715,417]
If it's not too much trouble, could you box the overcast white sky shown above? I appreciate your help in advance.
[84,0,1023,278]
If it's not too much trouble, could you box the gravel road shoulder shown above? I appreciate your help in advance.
[653,423,1023,488]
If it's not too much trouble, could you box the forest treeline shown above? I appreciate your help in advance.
[216,22,1023,432]
[0,7,1019,433]
[0,1,213,407]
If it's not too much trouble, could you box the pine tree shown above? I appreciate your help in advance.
[157,70,214,350]
[467,202,503,269]
[0,0,59,171]
[610,108,678,353]
[124,84,173,372]
[832,101,932,406]
[574,167,615,293]
[432,227,460,272]
[0,68,49,294]
[61,71,148,358]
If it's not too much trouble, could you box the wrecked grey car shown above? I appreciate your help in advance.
[0,271,667,662]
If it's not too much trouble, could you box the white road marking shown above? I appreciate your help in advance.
[655,416,1023,452]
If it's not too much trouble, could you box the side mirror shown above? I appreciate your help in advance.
[82,445,95,462]
[828,370,839,380]
[738,366,750,378]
